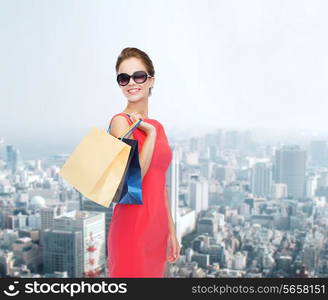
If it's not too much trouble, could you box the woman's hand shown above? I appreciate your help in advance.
[128,112,155,135]
[166,232,181,263]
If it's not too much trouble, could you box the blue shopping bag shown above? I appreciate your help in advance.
[107,119,143,205]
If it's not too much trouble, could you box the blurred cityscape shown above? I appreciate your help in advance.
[1,127,328,278]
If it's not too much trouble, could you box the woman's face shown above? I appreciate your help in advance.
[117,57,154,102]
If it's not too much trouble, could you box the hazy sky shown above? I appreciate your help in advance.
[1,0,328,158]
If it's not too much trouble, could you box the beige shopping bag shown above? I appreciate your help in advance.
[59,120,140,207]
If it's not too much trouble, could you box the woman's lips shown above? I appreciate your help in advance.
[128,88,141,95]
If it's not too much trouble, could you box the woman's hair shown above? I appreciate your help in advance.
[116,47,155,96]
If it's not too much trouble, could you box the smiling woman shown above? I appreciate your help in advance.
[107,47,181,278]
[115,48,155,97]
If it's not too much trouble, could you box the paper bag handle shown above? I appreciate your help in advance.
[107,118,142,139]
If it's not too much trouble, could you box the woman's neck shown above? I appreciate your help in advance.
[123,100,149,119]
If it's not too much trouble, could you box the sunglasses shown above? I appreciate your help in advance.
[116,70,153,86]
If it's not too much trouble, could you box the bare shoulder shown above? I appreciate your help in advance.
[109,114,135,139]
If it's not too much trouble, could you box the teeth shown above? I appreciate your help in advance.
[129,89,139,92]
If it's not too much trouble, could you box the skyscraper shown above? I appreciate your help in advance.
[275,145,307,199]
[310,140,327,167]
[43,210,105,277]
[53,210,106,277]
[189,177,209,214]
[81,196,115,255]
[6,145,22,173]
[166,145,180,229]
[43,229,83,277]
[251,162,272,198]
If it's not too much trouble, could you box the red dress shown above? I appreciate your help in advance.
[107,113,172,277]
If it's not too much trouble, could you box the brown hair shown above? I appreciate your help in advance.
[116,47,155,96]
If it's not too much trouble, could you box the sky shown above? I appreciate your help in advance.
[1,0,328,159]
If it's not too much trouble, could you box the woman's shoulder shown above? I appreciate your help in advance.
[112,112,130,119]
[109,112,131,124]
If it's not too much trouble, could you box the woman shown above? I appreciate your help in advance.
[107,47,181,277]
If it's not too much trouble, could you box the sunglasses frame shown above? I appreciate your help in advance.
[116,70,153,86]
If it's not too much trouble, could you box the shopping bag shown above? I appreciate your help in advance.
[107,121,142,205]
[59,119,141,208]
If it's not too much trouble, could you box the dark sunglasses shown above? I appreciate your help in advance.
[116,70,153,86]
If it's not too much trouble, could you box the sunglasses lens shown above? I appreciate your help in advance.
[133,71,148,83]
[117,74,130,86]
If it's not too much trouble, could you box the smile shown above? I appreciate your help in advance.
[128,88,141,94]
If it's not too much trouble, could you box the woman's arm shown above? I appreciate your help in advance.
[165,184,181,263]
[139,130,156,179]
[110,115,156,180]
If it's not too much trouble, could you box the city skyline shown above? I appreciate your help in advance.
[1,128,328,278]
